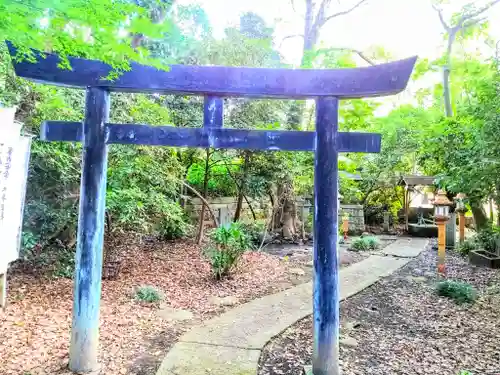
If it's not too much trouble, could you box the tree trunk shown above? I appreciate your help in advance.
[196,149,211,244]
[470,201,489,230]
[233,152,250,222]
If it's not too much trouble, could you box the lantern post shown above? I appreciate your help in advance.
[433,190,452,275]
[455,193,467,244]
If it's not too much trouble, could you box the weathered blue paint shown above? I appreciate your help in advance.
[204,96,223,128]
[313,97,340,375]
[68,88,109,373]
[41,120,83,142]
[9,43,417,374]
[41,121,382,153]
[8,43,417,99]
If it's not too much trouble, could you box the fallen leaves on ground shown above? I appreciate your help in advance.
[258,242,500,375]
[1,235,294,375]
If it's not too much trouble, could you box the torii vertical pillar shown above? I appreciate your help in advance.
[69,88,110,372]
[313,97,340,375]
[8,43,416,374]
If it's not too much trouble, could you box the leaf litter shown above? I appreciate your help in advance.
[258,243,500,375]
[1,234,297,375]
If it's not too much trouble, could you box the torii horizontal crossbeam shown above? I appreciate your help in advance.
[41,121,381,153]
[8,43,416,99]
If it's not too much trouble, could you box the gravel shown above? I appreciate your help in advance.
[258,243,500,375]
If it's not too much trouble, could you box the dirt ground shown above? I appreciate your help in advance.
[258,244,500,375]
[0,236,302,375]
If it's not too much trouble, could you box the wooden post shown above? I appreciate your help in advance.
[459,212,465,243]
[313,97,340,375]
[437,220,447,275]
[69,88,110,373]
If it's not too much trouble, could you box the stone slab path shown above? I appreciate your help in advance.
[156,237,428,375]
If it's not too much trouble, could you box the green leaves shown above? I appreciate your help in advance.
[2,0,172,73]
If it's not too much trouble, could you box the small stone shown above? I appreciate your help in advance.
[290,268,306,276]
[157,306,193,321]
[209,296,239,307]
[342,321,361,332]
[412,268,424,276]
[406,276,427,283]
[303,365,313,375]
[306,260,314,267]
[340,336,358,348]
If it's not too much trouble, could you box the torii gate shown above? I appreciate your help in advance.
[8,44,416,375]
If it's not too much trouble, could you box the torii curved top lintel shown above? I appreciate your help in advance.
[8,44,416,99]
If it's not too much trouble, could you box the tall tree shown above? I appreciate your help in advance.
[432,0,500,116]
[285,0,372,67]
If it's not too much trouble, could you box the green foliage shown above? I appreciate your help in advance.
[240,221,266,247]
[2,0,173,74]
[455,238,477,256]
[52,249,75,278]
[350,236,380,252]
[134,285,163,303]
[475,225,500,253]
[204,222,252,280]
[436,280,477,304]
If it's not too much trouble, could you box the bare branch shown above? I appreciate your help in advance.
[181,181,219,227]
[322,0,369,25]
[462,16,488,29]
[326,47,376,65]
[457,0,500,26]
[432,3,450,31]
[279,34,304,49]
[290,0,297,13]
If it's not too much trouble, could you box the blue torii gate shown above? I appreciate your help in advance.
[9,44,416,375]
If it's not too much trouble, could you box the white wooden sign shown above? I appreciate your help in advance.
[0,107,31,308]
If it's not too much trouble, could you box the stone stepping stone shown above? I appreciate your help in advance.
[157,305,193,321]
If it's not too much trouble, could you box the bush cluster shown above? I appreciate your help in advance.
[204,222,253,280]
[436,280,477,304]
[350,236,380,252]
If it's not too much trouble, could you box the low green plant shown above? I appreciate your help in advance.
[350,236,380,252]
[436,280,477,304]
[134,285,163,303]
[240,221,265,248]
[52,248,76,278]
[455,238,477,256]
[204,222,252,280]
[476,224,500,253]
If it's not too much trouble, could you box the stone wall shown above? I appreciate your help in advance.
[185,197,365,233]
[339,204,365,234]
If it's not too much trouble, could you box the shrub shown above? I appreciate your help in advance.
[455,238,477,256]
[134,285,163,303]
[436,280,477,304]
[475,224,500,253]
[240,221,265,248]
[204,222,252,280]
[52,248,75,278]
[350,236,379,252]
